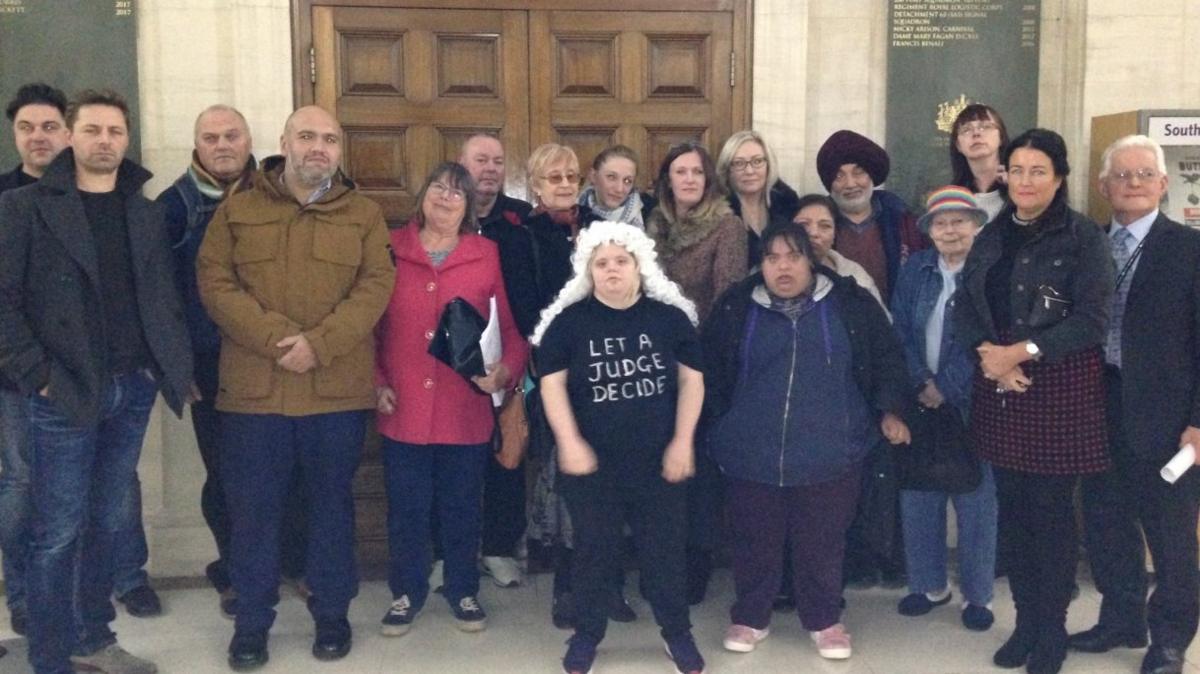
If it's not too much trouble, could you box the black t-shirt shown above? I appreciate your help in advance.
[80,190,152,375]
[536,295,702,485]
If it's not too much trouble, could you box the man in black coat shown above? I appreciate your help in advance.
[1071,135,1200,674]
[0,89,192,674]
[0,82,72,642]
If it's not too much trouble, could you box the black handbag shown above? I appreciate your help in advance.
[898,404,982,494]
[427,298,487,380]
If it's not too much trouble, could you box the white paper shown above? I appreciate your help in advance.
[1160,444,1196,484]
[479,295,504,407]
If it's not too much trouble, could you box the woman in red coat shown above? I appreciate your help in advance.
[373,162,528,636]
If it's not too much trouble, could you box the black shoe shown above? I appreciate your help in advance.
[552,593,575,630]
[312,619,352,661]
[1141,645,1186,674]
[1026,631,1068,674]
[993,625,1037,669]
[608,591,637,622]
[228,631,269,671]
[1068,624,1148,653]
[897,591,952,616]
[117,585,163,618]
[9,605,27,636]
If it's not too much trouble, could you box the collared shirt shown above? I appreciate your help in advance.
[278,172,334,205]
[1109,208,1156,281]
[924,255,959,374]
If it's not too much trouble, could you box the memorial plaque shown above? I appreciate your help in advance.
[886,1,1039,210]
[0,0,140,168]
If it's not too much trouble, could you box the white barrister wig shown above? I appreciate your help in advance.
[529,220,698,346]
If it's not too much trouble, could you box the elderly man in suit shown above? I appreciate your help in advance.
[1071,134,1200,674]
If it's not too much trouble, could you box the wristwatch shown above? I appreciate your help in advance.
[1025,341,1042,360]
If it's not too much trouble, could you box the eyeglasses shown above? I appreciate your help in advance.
[428,181,466,202]
[730,156,767,172]
[957,121,999,136]
[542,172,579,185]
[1108,168,1161,184]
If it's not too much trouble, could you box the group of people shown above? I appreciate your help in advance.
[0,81,1196,674]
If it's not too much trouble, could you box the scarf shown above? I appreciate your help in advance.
[534,204,581,241]
[188,151,256,200]
[579,186,644,228]
[644,198,734,260]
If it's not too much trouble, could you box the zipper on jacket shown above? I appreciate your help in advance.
[779,317,799,487]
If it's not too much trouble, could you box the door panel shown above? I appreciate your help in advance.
[530,10,732,190]
[314,6,529,223]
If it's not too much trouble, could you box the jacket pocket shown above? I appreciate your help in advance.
[312,221,363,301]
[314,340,373,399]
[218,343,274,399]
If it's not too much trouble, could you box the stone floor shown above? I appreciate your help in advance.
[0,569,1195,673]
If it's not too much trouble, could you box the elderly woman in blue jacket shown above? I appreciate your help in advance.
[702,220,911,661]
[890,187,996,631]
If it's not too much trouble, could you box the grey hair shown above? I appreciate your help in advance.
[193,104,249,140]
[530,221,698,346]
[716,129,780,206]
[1099,134,1167,180]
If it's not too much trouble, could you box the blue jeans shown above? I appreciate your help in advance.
[0,388,32,611]
[222,411,364,635]
[382,440,488,608]
[900,462,997,606]
[25,372,158,674]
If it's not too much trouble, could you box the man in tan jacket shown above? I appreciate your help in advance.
[198,105,395,670]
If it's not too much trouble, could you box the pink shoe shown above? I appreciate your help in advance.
[811,623,852,659]
[723,624,769,652]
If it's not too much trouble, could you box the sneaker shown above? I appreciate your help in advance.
[961,603,994,631]
[607,591,636,622]
[117,585,163,618]
[897,590,952,616]
[451,596,487,632]
[380,595,417,636]
[552,593,576,630]
[562,633,598,674]
[71,643,159,674]
[811,623,852,660]
[664,632,706,674]
[481,555,522,588]
[723,624,769,653]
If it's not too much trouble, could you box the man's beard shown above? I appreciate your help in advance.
[832,188,872,215]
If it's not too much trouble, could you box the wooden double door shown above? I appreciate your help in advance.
[293,0,750,566]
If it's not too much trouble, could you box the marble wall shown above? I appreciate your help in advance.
[127,0,1200,578]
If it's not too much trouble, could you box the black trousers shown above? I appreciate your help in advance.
[562,474,690,642]
[481,455,525,557]
[994,467,1078,637]
[1080,368,1200,650]
[193,350,308,589]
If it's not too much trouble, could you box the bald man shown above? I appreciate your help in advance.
[198,105,395,670]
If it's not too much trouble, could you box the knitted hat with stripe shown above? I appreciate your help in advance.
[917,185,988,233]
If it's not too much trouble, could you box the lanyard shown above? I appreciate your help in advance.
[1114,236,1147,290]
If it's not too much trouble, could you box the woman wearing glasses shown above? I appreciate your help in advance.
[950,104,1011,222]
[374,162,528,636]
[717,130,800,267]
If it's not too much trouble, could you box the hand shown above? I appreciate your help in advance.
[881,412,911,445]
[376,386,396,415]
[276,334,317,373]
[557,437,598,476]
[1181,426,1200,464]
[37,385,49,398]
[471,362,511,394]
[186,382,203,405]
[977,341,1024,380]
[917,380,944,408]
[494,439,525,470]
[995,366,1032,394]
[661,436,695,483]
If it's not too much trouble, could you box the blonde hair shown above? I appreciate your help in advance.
[530,221,698,345]
[526,143,580,196]
[716,130,780,206]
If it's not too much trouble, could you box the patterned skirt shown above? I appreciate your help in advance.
[970,346,1110,475]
